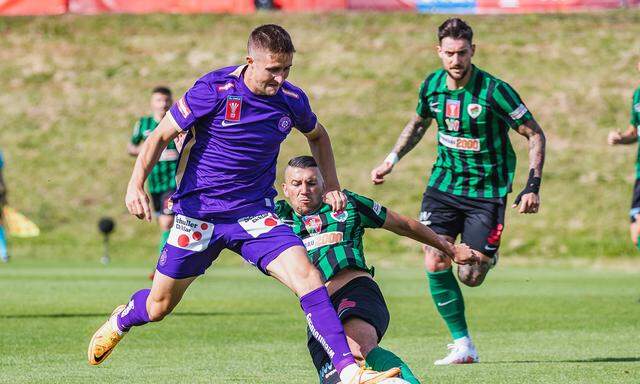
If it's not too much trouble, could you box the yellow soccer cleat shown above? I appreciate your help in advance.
[87,304,126,365]
[347,366,402,384]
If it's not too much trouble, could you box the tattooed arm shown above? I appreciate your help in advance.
[511,118,546,213]
[371,114,433,184]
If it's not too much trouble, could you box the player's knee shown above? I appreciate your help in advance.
[424,247,451,272]
[457,264,488,287]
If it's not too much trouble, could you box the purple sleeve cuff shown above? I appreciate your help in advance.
[169,96,196,131]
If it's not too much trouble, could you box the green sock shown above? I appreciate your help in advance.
[365,346,420,384]
[636,235,640,250]
[427,268,468,339]
[158,230,170,255]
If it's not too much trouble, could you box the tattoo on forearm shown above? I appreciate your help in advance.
[526,123,546,178]
[392,116,430,159]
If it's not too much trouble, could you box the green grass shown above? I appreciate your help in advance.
[2,11,640,261]
[0,261,638,383]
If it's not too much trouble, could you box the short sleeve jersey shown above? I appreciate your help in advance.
[130,116,178,194]
[168,65,318,218]
[630,87,640,178]
[416,65,534,199]
[274,190,387,282]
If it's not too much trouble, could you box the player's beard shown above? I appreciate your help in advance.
[446,65,470,81]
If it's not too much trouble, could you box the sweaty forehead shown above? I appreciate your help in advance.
[440,37,471,52]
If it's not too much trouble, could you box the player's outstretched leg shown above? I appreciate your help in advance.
[267,246,400,383]
[87,272,195,365]
[424,245,478,365]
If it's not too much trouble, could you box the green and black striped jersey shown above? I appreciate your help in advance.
[416,65,534,199]
[274,190,387,282]
[130,116,178,194]
[630,87,640,178]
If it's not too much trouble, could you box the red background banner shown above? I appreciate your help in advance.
[0,0,67,15]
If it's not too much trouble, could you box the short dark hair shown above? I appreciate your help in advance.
[438,18,473,44]
[248,24,296,55]
[287,155,317,169]
[152,86,172,97]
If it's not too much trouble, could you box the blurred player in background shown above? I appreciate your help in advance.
[276,155,479,384]
[89,24,399,383]
[0,149,8,263]
[607,60,640,248]
[370,18,546,365]
[127,86,177,278]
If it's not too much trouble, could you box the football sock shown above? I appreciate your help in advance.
[636,235,640,250]
[427,268,468,339]
[158,230,170,255]
[0,225,7,261]
[366,346,420,384]
[117,289,151,332]
[299,286,356,378]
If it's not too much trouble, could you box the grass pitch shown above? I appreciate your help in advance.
[1,261,638,383]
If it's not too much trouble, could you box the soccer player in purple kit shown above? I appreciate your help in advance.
[87,24,400,383]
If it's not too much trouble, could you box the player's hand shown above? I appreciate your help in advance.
[174,132,187,152]
[452,243,475,265]
[607,131,622,145]
[370,162,394,185]
[125,183,152,222]
[512,192,540,214]
[323,189,347,212]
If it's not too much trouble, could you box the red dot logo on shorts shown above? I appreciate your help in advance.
[201,223,208,230]
[192,231,202,241]
[178,234,190,247]
[264,217,278,227]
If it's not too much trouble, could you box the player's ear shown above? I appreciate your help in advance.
[246,56,254,66]
[470,44,476,57]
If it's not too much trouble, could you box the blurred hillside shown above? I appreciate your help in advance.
[1,11,640,263]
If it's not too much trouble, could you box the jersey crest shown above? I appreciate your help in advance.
[224,96,242,121]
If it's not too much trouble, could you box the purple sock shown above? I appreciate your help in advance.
[300,286,355,374]
[116,289,151,332]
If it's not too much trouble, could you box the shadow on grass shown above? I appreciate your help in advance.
[486,357,640,364]
[0,311,278,319]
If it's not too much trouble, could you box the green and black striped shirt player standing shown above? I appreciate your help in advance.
[276,155,474,384]
[607,62,640,248]
[127,86,179,276]
[371,18,546,365]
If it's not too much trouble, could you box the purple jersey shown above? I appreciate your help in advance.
[168,65,317,218]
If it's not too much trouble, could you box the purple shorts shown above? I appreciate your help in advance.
[156,209,303,278]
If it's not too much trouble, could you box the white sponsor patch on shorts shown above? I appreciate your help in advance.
[439,132,480,152]
[167,214,214,251]
[238,213,282,238]
[303,232,343,251]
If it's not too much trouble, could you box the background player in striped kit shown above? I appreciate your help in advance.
[276,156,478,383]
[370,18,546,365]
[607,60,640,248]
[127,86,178,277]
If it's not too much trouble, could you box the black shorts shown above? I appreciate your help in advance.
[630,179,640,222]
[420,187,506,257]
[150,190,174,216]
[307,276,390,384]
